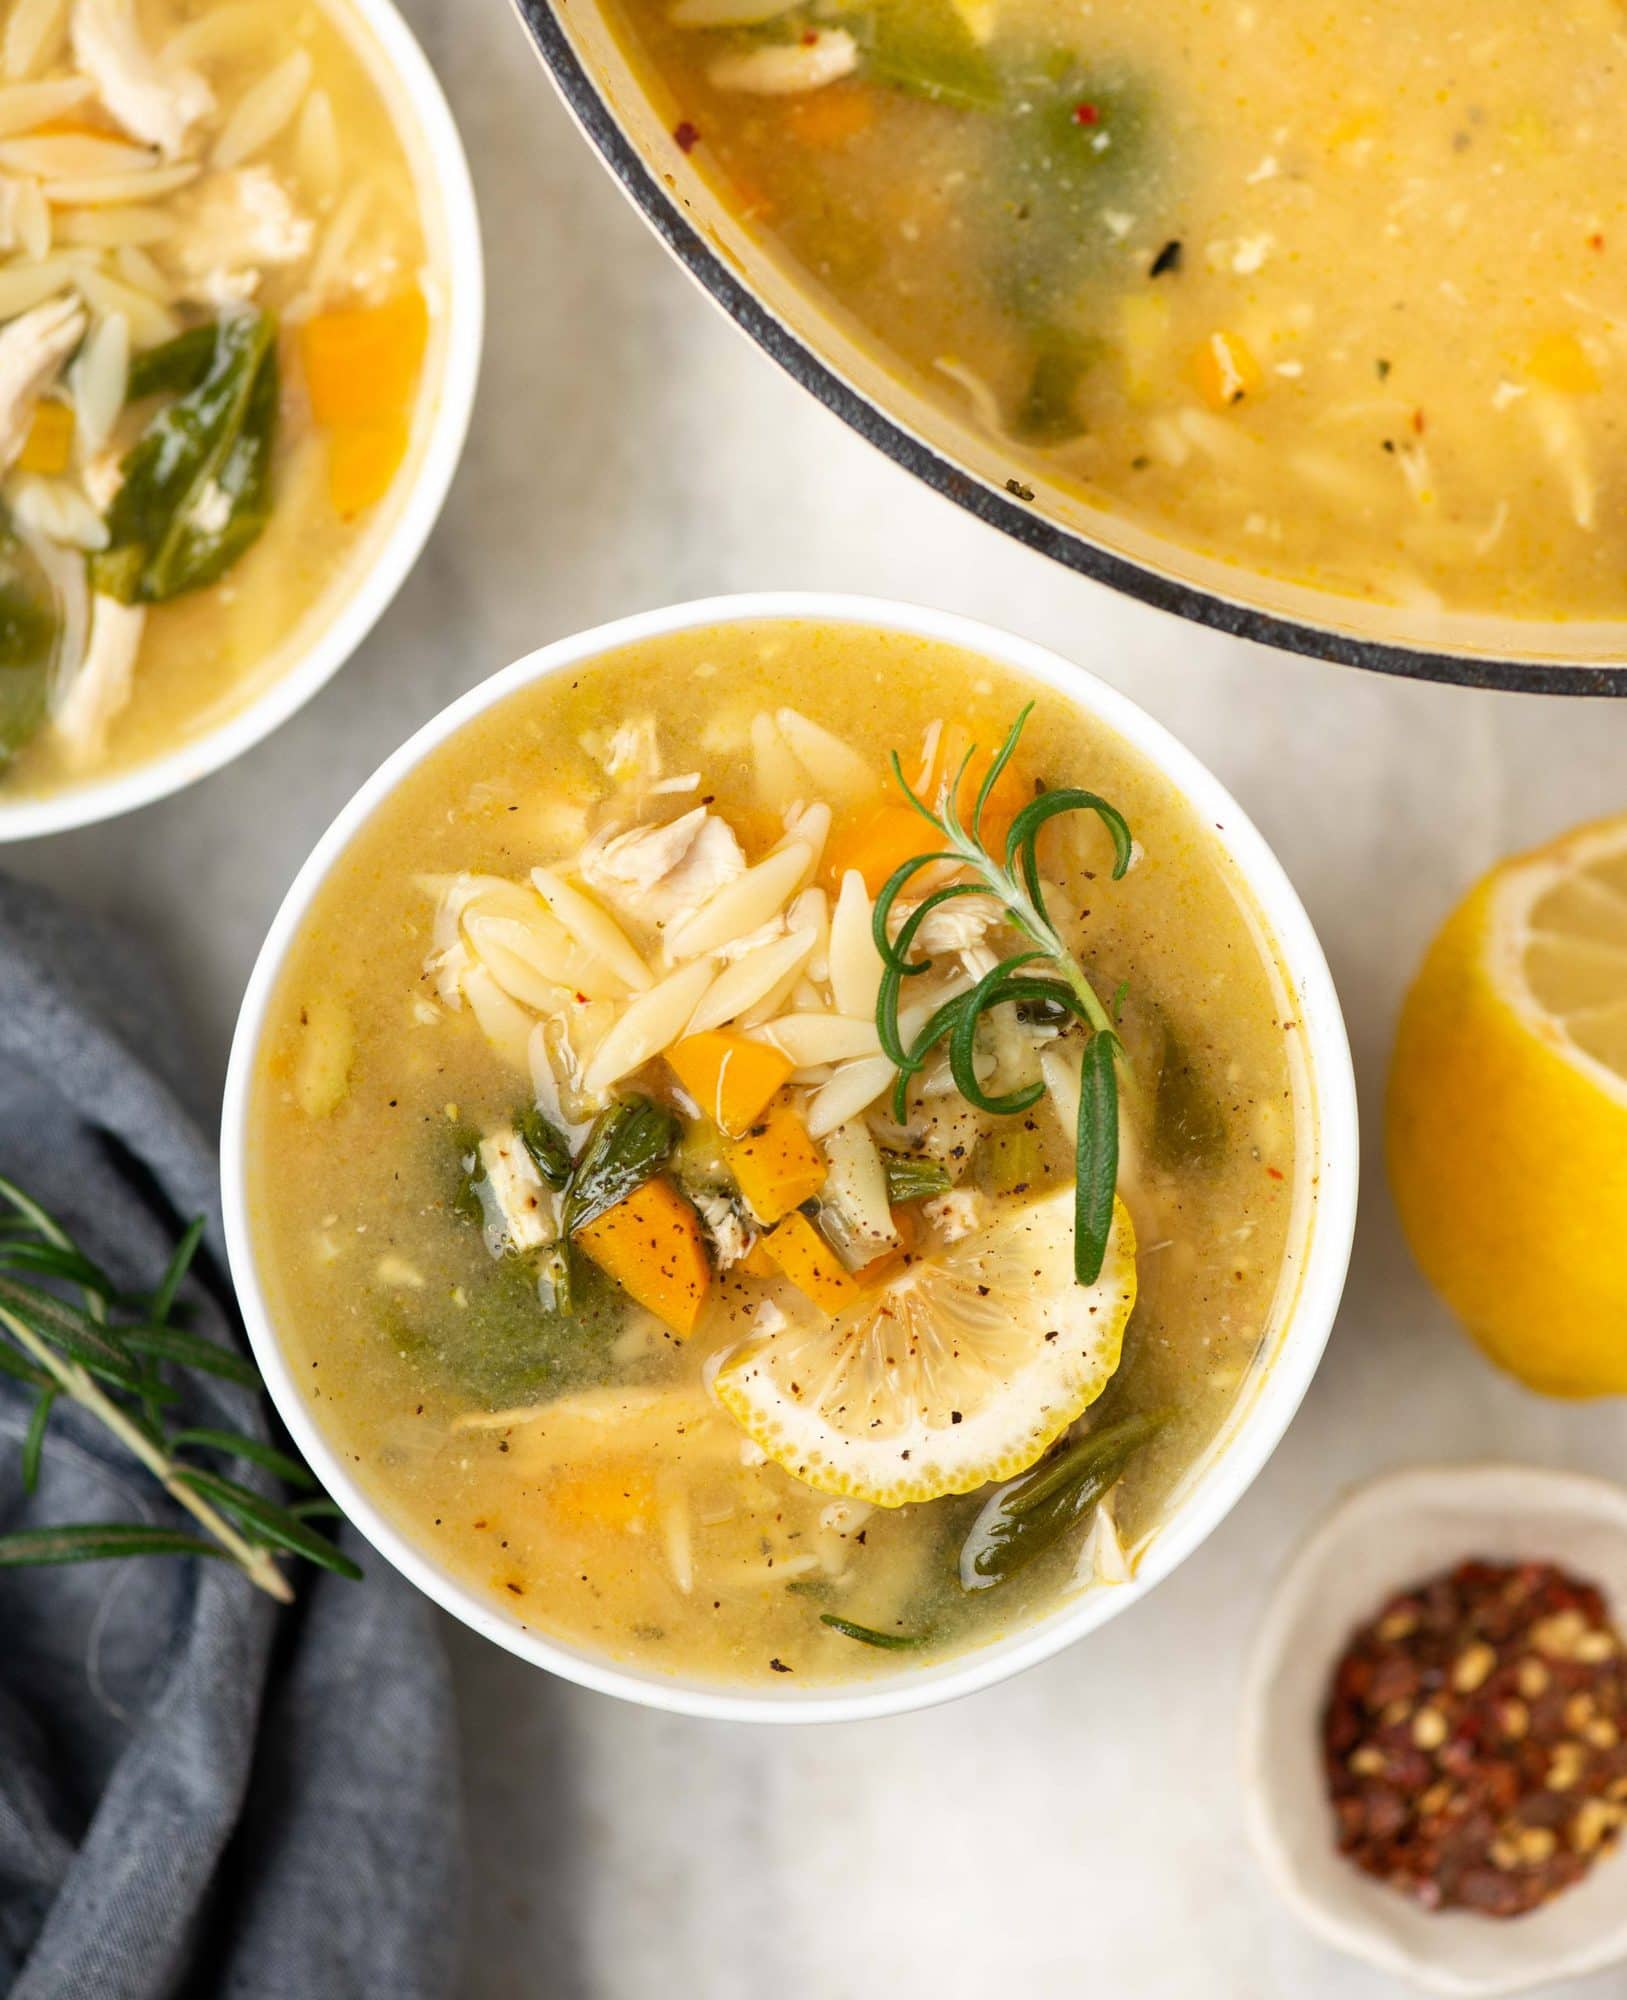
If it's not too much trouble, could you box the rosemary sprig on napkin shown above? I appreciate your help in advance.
[871,703,1134,1285]
[0,1174,357,1601]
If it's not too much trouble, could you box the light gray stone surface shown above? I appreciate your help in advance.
[9,2,1627,1994]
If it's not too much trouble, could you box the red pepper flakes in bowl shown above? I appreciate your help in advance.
[1323,1559,1627,1918]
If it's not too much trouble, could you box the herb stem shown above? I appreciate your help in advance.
[0,1302,293,1602]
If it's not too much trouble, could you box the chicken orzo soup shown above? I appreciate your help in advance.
[249,622,1309,1685]
[0,0,435,796]
[606,0,1627,619]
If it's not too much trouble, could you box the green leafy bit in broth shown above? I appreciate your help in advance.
[93,310,279,607]
[250,624,1303,1685]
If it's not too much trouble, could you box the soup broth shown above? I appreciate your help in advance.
[0,0,434,798]
[611,0,1627,620]
[249,622,1309,1686]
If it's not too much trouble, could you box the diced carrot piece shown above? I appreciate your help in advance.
[787,84,876,148]
[822,801,931,896]
[1528,332,1601,395]
[852,1204,919,1287]
[326,414,410,519]
[763,1211,859,1317]
[913,718,1031,844]
[667,1030,794,1138]
[1192,331,1262,410]
[300,285,428,428]
[577,1176,711,1337]
[546,1462,656,1532]
[740,1235,777,1278]
[726,1096,826,1225]
[17,400,73,475]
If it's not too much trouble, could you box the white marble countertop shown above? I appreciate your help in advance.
[10,3,1627,1994]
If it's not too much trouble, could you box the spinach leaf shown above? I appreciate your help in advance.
[957,1408,1168,1591]
[984,67,1151,323]
[563,1096,681,1236]
[1152,1019,1228,1173]
[881,1150,952,1203]
[385,1257,626,1410]
[126,323,219,402]
[1014,328,1101,444]
[92,309,279,605]
[518,1104,572,1190]
[853,0,1001,111]
[0,528,59,766]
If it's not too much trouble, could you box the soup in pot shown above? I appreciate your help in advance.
[610,0,1627,621]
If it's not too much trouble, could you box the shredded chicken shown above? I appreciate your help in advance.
[0,294,84,470]
[579,807,746,932]
[476,1127,554,1255]
[892,891,1006,957]
[170,167,313,306]
[52,592,143,768]
[923,1188,985,1243]
[708,26,857,93]
[71,0,212,159]
[582,714,661,788]
[694,1189,751,1271]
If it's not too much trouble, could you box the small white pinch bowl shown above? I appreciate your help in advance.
[1241,1462,1627,1997]
[0,0,483,843]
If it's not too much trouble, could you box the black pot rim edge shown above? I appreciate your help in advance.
[509,0,1627,700]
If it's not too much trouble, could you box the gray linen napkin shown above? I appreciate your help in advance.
[0,875,463,2000]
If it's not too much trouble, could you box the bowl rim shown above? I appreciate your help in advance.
[0,0,486,845]
[505,0,1627,700]
[1239,1461,1627,1996]
[220,590,1361,1723]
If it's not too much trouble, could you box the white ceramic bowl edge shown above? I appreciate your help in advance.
[0,0,484,843]
[222,591,1359,1722]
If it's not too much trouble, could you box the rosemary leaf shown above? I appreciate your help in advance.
[121,1322,260,1386]
[174,1467,363,1579]
[171,1426,316,1489]
[870,707,1136,1287]
[0,1523,232,1567]
[21,1388,54,1493]
[150,1215,205,1323]
[1074,1031,1120,1286]
[820,1614,930,1650]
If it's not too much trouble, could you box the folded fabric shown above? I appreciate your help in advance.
[0,875,463,2000]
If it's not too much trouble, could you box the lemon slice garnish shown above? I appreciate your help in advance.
[1389,812,1627,1396]
[713,1188,1138,1506]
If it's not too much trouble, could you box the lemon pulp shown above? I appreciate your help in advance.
[714,1188,1138,1505]
[1388,813,1627,1397]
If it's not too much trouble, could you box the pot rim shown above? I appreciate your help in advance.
[507,0,1627,700]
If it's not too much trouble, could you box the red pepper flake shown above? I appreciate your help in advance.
[1589,233,1606,252]
[673,120,700,154]
[1266,1166,1284,1181]
[1412,409,1427,435]
[801,28,817,43]
[1071,101,1100,126]
[1323,1559,1627,1918]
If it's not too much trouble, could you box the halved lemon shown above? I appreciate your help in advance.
[713,1188,1138,1506]
[1388,813,1627,1397]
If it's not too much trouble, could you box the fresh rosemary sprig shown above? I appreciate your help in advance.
[870,703,1133,1285]
[0,1174,358,1601]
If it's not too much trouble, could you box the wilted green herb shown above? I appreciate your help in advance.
[957,1408,1168,1591]
[820,1613,931,1650]
[0,1175,356,1601]
[871,703,1134,1284]
[93,309,279,605]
